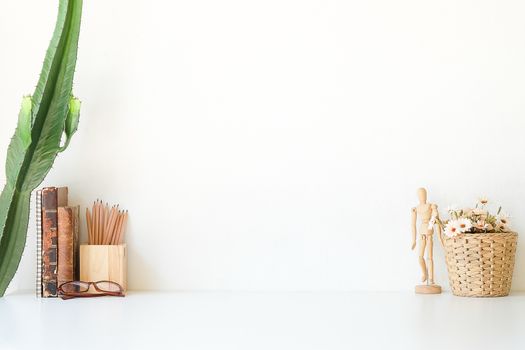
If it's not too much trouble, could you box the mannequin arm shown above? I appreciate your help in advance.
[432,204,444,246]
[411,207,417,250]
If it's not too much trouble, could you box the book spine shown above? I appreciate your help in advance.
[57,187,69,207]
[42,187,58,297]
[58,207,74,289]
[36,190,42,298]
[72,206,80,280]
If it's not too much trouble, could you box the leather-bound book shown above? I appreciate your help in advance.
[73,206,80,280]
[42,187,68,297]
[58,206,79,288]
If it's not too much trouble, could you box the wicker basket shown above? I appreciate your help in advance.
[444,232,517,297]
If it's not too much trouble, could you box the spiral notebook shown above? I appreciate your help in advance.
[36,190,43,298]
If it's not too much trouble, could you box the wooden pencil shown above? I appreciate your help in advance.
[97,201,102,244]
[86,208,93,244]
[95,201,99,244]
[97,201,101,244]
[103,203,109,235]
[99,202,104,244]
[93,201,98,245]
[113,212,124,245]
[112,212,123,244]
[102,206,110,244]
[117,211,128,245]
[93,201,97,244]
[109,213,119,245]
[105,207,118,244]
[109,206,116,243]
[99,203,103,244]
[100,202,105,244]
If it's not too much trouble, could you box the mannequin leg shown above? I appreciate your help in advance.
[427,236,434,284]
[418,235,427,282]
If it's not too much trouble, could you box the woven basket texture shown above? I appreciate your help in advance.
[444,232,517,297]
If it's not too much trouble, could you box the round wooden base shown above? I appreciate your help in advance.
[415,284,442,294]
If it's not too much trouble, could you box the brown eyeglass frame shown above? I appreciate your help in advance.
[58,280,125,300]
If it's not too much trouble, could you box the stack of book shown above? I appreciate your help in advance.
[36,187,80,298]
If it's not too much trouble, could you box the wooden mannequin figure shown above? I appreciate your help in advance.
[411,188,443,294]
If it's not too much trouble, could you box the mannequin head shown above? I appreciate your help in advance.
[417,188,427,204]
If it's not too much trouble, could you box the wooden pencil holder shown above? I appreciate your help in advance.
[80,244,127,293]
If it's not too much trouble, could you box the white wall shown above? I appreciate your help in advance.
[1,0,525,293]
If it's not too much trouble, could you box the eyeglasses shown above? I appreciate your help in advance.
[58,280,125,300]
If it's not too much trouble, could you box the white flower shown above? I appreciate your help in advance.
[478,197,489,206]
[444,220,460,237]
[496,214,511,232]
[497,213,510,226]
[496,222,509,232]
[473,220,489,231]
[457,218,473,233]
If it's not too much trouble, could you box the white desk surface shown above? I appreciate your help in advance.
[1,291,524,350]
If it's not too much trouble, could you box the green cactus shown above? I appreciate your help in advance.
[0,0,83,296]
